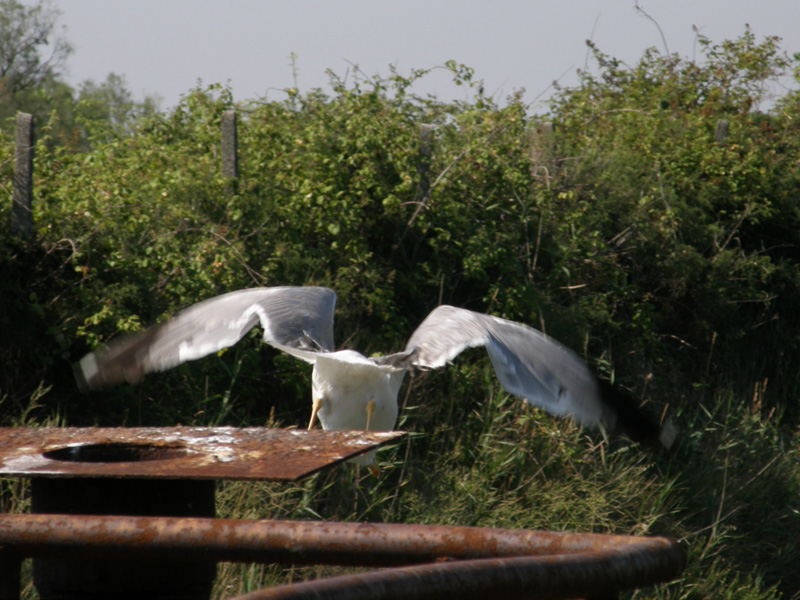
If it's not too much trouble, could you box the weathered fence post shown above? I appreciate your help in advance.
[418,123,434,199]
[715,119,729,144]
[529,121,556,187]
[221,110,238,180]
[12,112,34,238]
[534,122,555,152]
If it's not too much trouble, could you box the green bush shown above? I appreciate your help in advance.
[2,31,800,599]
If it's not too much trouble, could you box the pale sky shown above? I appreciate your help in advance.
[50,1,800,113]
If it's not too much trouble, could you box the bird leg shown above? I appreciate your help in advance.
[364,400,381,477]
[308,397,323,430]
[365,400,376,431]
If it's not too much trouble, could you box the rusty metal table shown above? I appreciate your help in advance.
[0,426,404,600]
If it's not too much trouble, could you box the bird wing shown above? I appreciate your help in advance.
[75,286,336,390]
[402,305,608,428]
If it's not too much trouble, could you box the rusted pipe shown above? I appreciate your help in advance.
[0,515,685,599]
[232,546,679,600]
[0,514,683,571]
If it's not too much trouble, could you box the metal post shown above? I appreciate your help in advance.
[0,548,21,600]
[11,113,34,238]
[30,478,216,600]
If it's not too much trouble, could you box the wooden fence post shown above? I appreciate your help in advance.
[529,122,556,186]
[418,123,434,199]
[12,113,34,238]
[221,110,239,180]
[715,119,729,144]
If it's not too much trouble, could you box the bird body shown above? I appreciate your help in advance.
[312,352,404,433]
[76,286,673,458]
[273,344,404,432]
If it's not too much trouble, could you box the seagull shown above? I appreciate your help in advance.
[75,286,674,464]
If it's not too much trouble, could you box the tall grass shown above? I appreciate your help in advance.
[3,364,798,599]
[214,365,799,598]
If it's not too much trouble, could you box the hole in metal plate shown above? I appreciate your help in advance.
[43,442,188,463]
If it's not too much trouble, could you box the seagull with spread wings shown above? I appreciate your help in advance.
[76,286,673,461]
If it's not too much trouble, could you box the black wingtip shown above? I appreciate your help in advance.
[598,379,677,450]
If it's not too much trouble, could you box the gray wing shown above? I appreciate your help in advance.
[75,286,336,391]
[401,305,609,429]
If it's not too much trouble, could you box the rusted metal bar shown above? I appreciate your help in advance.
[0,514,684,599]
[232,547,676,600]
[0,514,682,567]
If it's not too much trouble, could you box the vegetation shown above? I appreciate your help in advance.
[2,11,800,599]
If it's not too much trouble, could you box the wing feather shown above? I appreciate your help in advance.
[404,306,608,427]
[75,287,336,390]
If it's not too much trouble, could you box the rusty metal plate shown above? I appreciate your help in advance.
[0,427,405,481]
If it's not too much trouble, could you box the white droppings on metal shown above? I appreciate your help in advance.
[348,439,379,446]
[211,452,236,463]
[2,454,53,472]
